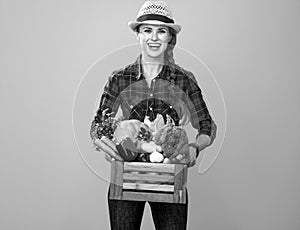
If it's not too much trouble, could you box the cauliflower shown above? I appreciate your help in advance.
[153,123,190,164]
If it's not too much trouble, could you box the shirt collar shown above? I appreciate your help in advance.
[131,54,175,81]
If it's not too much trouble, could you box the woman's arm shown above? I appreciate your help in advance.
[90,73,123,161]
[183,72,217,166]
[184,72,216,143]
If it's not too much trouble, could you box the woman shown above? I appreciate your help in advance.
[90,1,216,229]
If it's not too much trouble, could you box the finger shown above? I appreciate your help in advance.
[187,149,197,167]
[174,155,189,165]
[105,153,115,163]
[188,143,200,158]
[169,157,180,164]
[180,157,189,164]
[188,159,196,168]
[176,154,184,161]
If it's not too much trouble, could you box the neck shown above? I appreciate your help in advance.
[141,54,165,80]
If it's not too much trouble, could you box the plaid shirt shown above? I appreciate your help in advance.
[90,55,215,140]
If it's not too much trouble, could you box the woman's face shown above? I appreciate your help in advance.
[137,24,172,60]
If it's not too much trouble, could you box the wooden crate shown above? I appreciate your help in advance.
[109,161,188,204]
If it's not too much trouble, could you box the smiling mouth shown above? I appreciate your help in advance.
[148,43,161,50]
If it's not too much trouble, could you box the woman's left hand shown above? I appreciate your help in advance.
[186,134,211,167]
[164,146,197,167]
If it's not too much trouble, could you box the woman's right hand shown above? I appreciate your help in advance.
[93,136,124,162]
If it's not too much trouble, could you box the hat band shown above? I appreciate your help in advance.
[137,14,174,24]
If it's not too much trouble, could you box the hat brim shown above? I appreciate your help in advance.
[128,20,182,34]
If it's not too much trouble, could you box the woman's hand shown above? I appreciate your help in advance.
[186,134,211,167]
[94,136,124,162]
[165,146,197,167]
[163,152,195,166]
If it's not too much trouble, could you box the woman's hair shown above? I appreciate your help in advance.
[164,29,192,126]
[164,28,177,66]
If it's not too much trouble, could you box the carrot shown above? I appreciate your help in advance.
[97,137,124,161]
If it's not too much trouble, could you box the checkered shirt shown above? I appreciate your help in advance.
[90,55,216,141]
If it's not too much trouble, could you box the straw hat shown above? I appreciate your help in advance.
[128,1,182,34]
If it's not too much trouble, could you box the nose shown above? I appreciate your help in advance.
[151,31,158,41]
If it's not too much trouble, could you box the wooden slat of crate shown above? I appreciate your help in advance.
[109,161,123,199]
[109,161,188,203]
[123,182,174,192]
[122,191,174,203]
[174,164,188,203]
[123,172,174,183]
[124,162,175,174]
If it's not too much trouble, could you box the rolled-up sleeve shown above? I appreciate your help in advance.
[90,73,121,140]
[185,72,216,139]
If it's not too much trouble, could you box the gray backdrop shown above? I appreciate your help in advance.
[1,0,299,229]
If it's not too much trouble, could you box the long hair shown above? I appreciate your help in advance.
[165,29,191,126]
[164,28,177,66]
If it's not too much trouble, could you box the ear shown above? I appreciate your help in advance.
[136,32,140,41]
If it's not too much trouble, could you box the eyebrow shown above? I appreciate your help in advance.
[141,25,168,30]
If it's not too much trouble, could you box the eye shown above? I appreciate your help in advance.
[142,28,152,33]
[158,29,168,34]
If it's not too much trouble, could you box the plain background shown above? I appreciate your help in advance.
[1,0,300,229]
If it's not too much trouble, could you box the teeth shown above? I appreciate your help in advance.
[148,44,161,47]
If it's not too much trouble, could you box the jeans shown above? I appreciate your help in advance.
[107,187,188,230]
